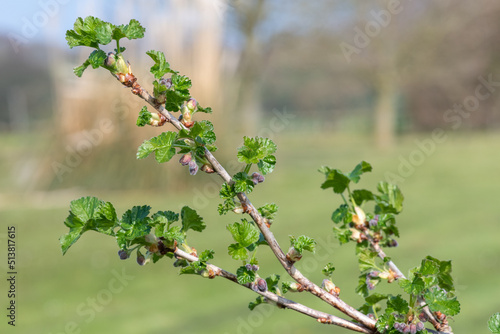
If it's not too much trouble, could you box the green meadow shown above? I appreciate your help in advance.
[1,129,499,334]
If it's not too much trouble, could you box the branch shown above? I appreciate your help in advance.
[117,74,376,329]
[369,239,454,334]
[173,248,373,334]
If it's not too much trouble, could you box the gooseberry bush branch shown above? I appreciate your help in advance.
[60,17,460,334]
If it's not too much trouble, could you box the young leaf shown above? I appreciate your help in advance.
[236,265,256,285]
[146,50,174,79]
[233,172,255,194]
[352,189,374,206]
[386,295,409,314]
[152,210,179,225]
[258,203,279,221]
[237,137,277,175]
[181,206,206,233]
[322,263,336,277]
[424,288,460,316]
[399,277,425,295]
[321,169,350,194]
[376,182,404,214]
[228,243,248,261]
[348,161,372,183]
[488,313,500,334]
[364,293,388,306]
[136,106,152,127]
[265,274,281,294]
[165,74,192,112]
[199,249,215,262]
[248,296,266,310]
[289,235,316,253]
[116,19,145,41]
[66,16,107,49]
[227,219,259,247]
[331,204,349,224]
[137,131,178,163]
[197,105,213,114]
[179,120,216,145]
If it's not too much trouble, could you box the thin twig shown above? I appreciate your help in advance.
[173,248,373,334]
[120,76,377,329]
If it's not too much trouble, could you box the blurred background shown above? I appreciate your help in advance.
[1,0,500,333]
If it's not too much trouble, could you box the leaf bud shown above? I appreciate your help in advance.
[188,160,199,175]
[159,77,172,89]
[201,164,215,174]
[118,249,129,260]
[321,279,337,294]
[286,247,302,262]
[232,206,244,214]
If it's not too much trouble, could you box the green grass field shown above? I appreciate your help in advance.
[1,129,499,334]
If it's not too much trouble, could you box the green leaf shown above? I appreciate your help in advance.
[365,293,388,306]
[425,256,455,292]
[73,60,91,77]
[137,131,178,163]
[66,16,105,49]
[248,296,265,310]
[146,50,173,79]
[488,313,500,333]
[332,227,352,244]
[331,204,349,224]
[265,274,281,294]
[257,203,278,221]
[121,205,151,225]
[228,243,248,261]
[60,227,84,255]
[236,266,256,285]
[70,196,103,222]
[152,210,179,225]
[321,169,351,193]
[237,137,277,167]
[117,19,145,40]
[136,106,152,127]
[352,189,375,206]
[424,288,460,316]
[165,74,192,112]
[179,120,216,145]
[420,258,440,276]
[88,49,107,69]
[387,295,409,314]
[289,235,316,253]
[197,105,213,114]
[257,155,276,175]
[181,206,206,233]
[199,249,215,262]
[348,161,372,183]
[399,277,425,295]
[376,182,404,214]
[227,219,259,247]
[233,172,254,194]
[357,248,378,273]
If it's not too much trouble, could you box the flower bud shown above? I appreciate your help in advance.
[136,250,147,266]
[118,249,129,260]
[179,153,192,166]
[416,322,424,331]
[402,325,411,333]
[160,77,172,89]
[104,52,116,68]
[353,206,366,227]
[186,98,197,112]
[388,239,399,247]
[409,323,417,334]
[256,278,267,292]
[251,172,265,185]
[188,160,199,175]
